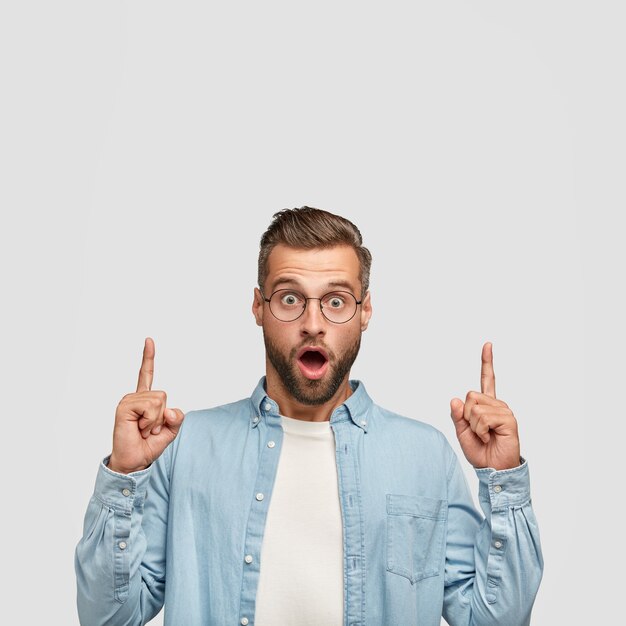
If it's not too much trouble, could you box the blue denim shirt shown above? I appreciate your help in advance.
[75,377,543,625]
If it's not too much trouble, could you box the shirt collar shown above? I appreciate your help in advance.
[250,376,372,432]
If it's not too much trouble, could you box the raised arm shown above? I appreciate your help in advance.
[444,342,543,625]
[75,338,185,625]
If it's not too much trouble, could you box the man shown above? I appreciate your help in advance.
[75,207,543,625]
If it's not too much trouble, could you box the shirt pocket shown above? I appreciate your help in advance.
[386,494,448,584]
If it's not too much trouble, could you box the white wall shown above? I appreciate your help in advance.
[2,2,623,624]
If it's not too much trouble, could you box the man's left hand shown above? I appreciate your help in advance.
[450,342,521,470]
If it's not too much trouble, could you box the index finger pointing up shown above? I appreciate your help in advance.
[136,337,155,392]
[480,341,496,398]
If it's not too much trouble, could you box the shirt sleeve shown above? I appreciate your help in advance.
[74,450,171,626]
[442,450,544,626]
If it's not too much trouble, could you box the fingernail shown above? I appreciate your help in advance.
[153,425,162,435]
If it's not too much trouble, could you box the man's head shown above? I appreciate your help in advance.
[252,207,373,408]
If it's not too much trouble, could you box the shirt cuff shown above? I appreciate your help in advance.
[93,456,153,514]
[475,457,531,509]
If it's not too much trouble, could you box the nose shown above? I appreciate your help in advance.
[299,298,326,337]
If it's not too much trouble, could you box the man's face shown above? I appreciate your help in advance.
[252,244,372,406]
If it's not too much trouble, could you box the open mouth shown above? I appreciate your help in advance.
[296,347,329,380]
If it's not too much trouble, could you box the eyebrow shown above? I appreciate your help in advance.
[270,277,357,293]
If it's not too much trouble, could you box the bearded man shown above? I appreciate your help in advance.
[75,206,543,626]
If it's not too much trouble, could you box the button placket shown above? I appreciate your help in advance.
[332,419,365,625]
[238,408,283,623]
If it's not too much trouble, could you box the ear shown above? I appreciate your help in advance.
[360,290,372,332]
[252,287,265,326]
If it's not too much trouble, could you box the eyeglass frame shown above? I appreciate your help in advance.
[261,288,363,324]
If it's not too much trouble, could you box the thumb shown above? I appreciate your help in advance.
[144,408,185,461]
[450,398,467,434]
[164,408,185,435]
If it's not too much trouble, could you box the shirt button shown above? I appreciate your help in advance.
[267,440,275,448]
[494,540,503,549]
[119,541,127,550]
[252,416,259,424]
[360,420,367,427]
[244,554,253,564]
[122,488,131,497]
[494,485,502,493]
[264,402,271,411]
[241,618,249,625]
[256,493,264,501]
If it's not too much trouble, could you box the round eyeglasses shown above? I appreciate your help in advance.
[263,289,362,324]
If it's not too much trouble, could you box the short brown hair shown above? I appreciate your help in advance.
[258,206,372,296]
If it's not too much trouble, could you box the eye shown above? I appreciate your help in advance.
[280,292,303,306]
[324,293,347,308]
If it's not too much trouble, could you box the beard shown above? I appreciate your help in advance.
[264,332,362,406]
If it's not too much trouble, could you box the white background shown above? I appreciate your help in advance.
[1,2,623,624]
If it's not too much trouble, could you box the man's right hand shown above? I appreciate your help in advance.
[107,337,185,474]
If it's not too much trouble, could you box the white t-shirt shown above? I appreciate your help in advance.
[254,415,344,626]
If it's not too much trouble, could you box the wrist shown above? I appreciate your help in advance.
[106,454,149,475]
